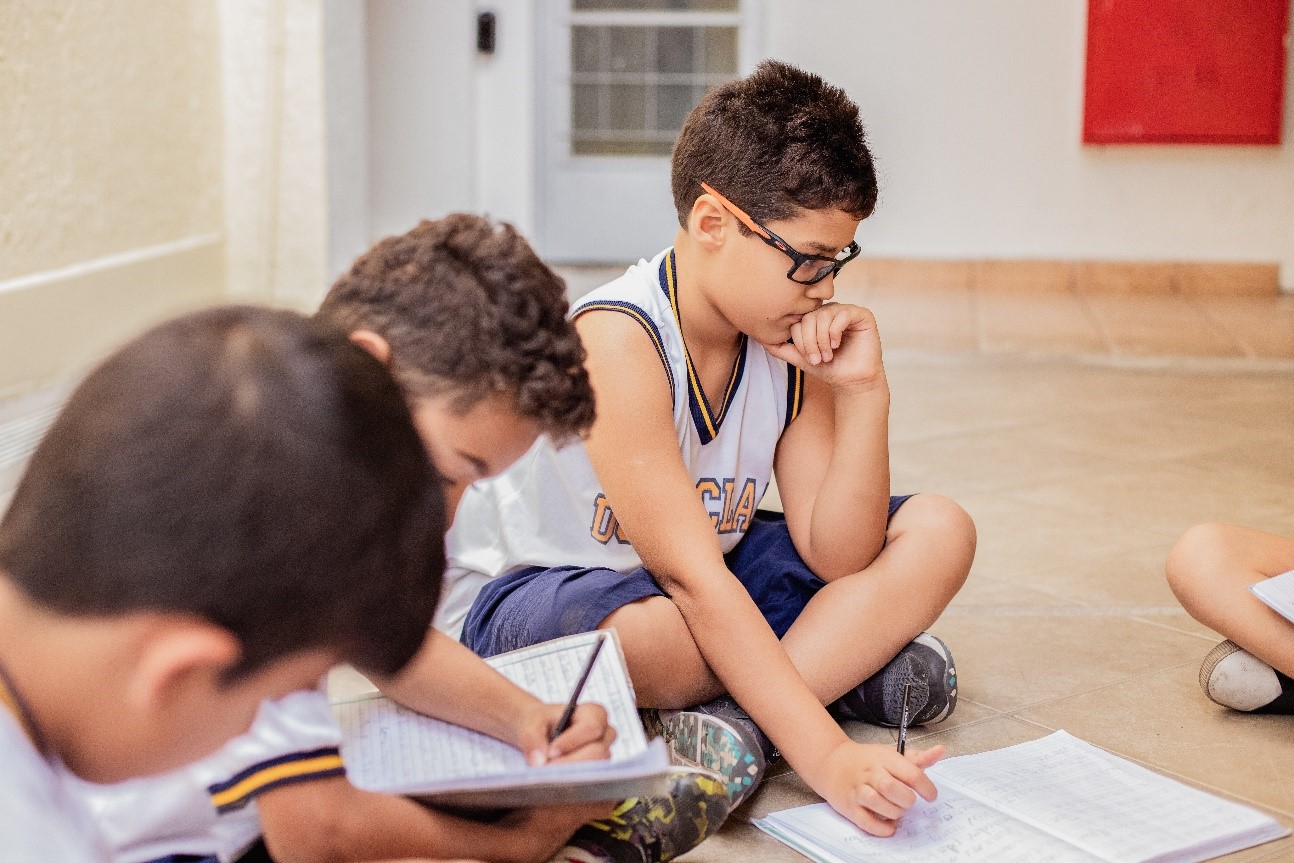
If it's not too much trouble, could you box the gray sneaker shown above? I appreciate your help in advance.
[642,697,768,808]
[1200,639,1294,713]
[832,633,958,727]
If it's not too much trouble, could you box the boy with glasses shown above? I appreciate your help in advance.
[448,61,976,835]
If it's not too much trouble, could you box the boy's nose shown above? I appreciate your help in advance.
[807,275,836,302]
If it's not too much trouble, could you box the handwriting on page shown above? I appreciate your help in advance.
[933,732,1274,863]
[771,798,1099,863]
[488,636,644,761]
[336,699,529,788]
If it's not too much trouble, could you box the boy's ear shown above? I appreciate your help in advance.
[688,193,730,252]
[349,330,392,365]
[125,619,243,714]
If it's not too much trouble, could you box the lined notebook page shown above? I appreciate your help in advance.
[933,732,1283,863]
[1250,569,1294,625]
[758,795,1100,863]
[335,631,649,795]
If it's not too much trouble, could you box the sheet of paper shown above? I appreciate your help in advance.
[931,732,1286,863]
[334,631,659,797]
[1250,569,1294,625]
[757,797,1100,863]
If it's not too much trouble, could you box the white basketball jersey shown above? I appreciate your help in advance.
[1,672,110,863]
[73,688,343,863]
[440,248,804,637]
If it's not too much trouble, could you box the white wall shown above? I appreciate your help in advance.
[328,1,1294,288]
[765,1,1294,288]
[324,0,370,281]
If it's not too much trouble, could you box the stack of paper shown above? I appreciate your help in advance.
[755,731,1288,863]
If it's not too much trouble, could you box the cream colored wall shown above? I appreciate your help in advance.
[0,1,226,393]
[765,1,1294,290]
[0,0,331,396]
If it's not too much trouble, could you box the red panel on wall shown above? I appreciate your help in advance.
[1083,0,1290,144]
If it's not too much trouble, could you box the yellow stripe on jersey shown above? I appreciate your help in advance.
[664,253,745,441]
[208,749,345,813]
[787,364,805,426]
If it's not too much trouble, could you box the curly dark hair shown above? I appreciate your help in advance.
[671,59,877,228]
[317,215,594,441]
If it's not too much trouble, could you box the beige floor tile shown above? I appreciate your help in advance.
[947,572,1086,610]
[868,259,974,292]
[1018,663,1294,820]
[973,259,1073,294]
[1031,409,1288,465]
[954,492,1172,580]
[977,290,1108,356]
[1077,261,1179,296]
[1010,546,1182,608]
[1194,296,1294,359]
[927,614,1206,713]
[1177,263,1281,298]
[1131,610,1224,642]
[1083,294,1246,358]
[676,820,809,863]
[869,288,979,353]
[900,713,1055,755]
[890,424,1121,497]
[903,697,1002,743]
[1003,462,1294,542]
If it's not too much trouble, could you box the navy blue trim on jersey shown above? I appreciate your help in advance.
[207,747,345,814]
[573,300,677,402]
[785,363,805,429]
[660,250,748,445]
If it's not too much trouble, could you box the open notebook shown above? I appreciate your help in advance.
[1250,569,1294,625]
[332,630,670,808]
[755,731,1288,863]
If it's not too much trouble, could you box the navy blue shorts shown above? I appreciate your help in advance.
[460,496,913,659]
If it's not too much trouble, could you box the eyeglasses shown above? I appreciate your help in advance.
[700,182,861,285]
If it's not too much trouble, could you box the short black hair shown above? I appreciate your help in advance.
[317,214,595,443]
[0,306,445,679]
[671,59,878,227]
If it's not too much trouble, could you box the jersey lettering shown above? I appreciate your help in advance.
[590,477,759,543]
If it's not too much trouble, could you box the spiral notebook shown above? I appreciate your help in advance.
[755,731,1288,863]
[332,630,670,808]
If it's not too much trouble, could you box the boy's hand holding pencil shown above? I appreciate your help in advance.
[814,739,945,837]
[516,700,616,767]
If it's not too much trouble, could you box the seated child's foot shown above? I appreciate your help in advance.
[1200,640,1294,713]
[641,697,770,807]
[553,766,732,863]
[832,633,958,727]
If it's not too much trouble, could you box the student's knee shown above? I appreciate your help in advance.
[902,493,977,588]
[1166,522,1230,605]
[601,597,720,707]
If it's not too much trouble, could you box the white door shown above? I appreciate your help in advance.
[535,0,758,263]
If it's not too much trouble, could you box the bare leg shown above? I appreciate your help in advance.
[1166,523,1294,678]
[602,494,975,707]
[600,596,723,708]
[781,494,974,704]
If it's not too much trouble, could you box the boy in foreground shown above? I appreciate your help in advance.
[81,216,730,863]
[0,307,449,861]
[449,61,977,834]
[1168,524,1294,714]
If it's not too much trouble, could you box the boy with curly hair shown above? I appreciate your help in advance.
[80,215,730,863]
[449,61,977,835]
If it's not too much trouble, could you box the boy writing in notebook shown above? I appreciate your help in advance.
[1168,524,1294,714]
[0,307,449,861]
[80,216,731,863]
[448,61,977,835]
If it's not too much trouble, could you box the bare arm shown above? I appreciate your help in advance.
[257,775,608,863]
[575,311,939,834]
[769,304,892,581]
[370,630,614,765]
